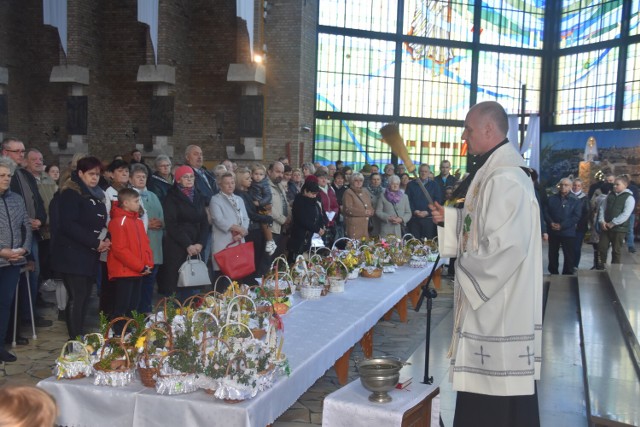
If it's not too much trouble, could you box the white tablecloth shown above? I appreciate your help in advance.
[39,263,440,427]
[322,379,440,427]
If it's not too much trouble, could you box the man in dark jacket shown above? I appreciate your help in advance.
[544,178,582,275]
[406,164,443,239]
[571,178,590,270]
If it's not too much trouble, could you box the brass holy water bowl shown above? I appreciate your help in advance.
[356,356,404,403]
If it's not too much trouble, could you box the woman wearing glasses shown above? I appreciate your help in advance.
[159,165,209,301]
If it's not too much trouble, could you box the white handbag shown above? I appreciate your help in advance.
[177,255,211,288]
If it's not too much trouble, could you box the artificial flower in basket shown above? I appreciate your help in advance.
[154,318,201,395]
[360,245,383,278]
[136,322,172,388]
[197,335,233,394]
[324,258,348,293]
[54,339,95,380]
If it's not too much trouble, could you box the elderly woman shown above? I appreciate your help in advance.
[159,165,209,301]
[288,168,303,202]
[301,162,316,178]
[288,177,326,263]
[148,154,173,203]
[129,163,164,314]
[234,168,272,279]
[52,157,110,340]
[376,175,412,238]
[367,172,384,237]
[0,158,31,362]
[381,164,395,188]
[210,172,250,291]
[343,172,373,240]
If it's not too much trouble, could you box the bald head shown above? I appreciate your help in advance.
[462,101,509,155]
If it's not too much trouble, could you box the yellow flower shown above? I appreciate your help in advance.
[135,335,146,350]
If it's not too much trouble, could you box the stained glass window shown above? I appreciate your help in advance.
[314,118,467,171]
[556,48,619,125]
[403,0,475,43]
[631,0,640,36]
[476,52,542,114]
[559,0,623,48]
[479,0,545,49]
[400,45,472,120]
[623,43,640,121]
[316,34,396,115]
[318,0,399,33]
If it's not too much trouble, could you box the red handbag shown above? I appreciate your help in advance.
[214,241,255,279]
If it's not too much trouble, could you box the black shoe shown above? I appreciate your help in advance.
[36,297,55,309]
[629,247,636,253]
[22,317,53,328]
[4,336,29,345]
[0,349,17,362]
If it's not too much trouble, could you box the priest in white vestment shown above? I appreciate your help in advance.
[431,101,543,427]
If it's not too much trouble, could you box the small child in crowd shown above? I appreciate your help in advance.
[107,188,153,331]
[249,163,276,255]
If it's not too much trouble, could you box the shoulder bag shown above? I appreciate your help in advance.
[214,241,255,280]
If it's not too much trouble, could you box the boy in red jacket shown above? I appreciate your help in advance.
[107,188,153,328]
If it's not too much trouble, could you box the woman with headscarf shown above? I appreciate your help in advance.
[159,165,209,301]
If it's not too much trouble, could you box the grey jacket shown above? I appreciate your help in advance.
[0,190,32,268]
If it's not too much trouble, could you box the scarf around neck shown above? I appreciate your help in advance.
[178,183,195,202]
[384,187,403,204]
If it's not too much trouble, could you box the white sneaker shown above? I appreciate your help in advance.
[41,279,57,292]
[265,240,277,256]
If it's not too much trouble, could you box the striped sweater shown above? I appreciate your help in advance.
[0,189,32,267]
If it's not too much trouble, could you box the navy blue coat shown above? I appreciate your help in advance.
[544,193,581,237]
[50,174,107,277]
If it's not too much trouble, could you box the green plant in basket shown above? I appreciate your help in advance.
[171,319,202,373]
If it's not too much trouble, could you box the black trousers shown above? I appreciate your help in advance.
[62,273,94,340]
[548,234,575,275]
[112,277,142,323]
[407,216,437,240]
[453,387,540,427]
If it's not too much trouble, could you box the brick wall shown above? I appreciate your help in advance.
[0,0,315,168]
[262,0,318,167]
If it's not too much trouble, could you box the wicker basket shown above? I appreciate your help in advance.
[299,270,323,300]
[137,324,173,388]
[93,339,135,387]
[361,267,383,278]
[154,349,199,395]
[54,340,93,380]
[198,335,232,395]
[327,259,348,293]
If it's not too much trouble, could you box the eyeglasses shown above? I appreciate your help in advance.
[158,164,171,168]
[181,175,195,180]
[4,149,25,154]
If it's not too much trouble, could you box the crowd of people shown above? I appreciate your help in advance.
[541,172,638,275]
[0,137,463,363]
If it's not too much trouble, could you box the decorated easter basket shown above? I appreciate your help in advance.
[54,340,94,380]
[154,349,199,395]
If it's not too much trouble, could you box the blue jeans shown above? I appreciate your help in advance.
[137,265,159,314]
[627,213,635,249]
[0,265,21,349]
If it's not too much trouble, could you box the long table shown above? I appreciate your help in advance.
[38,263,440,427]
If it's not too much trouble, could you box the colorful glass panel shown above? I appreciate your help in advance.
[400,45,472,120]
[315,119,467,173]
[318,0,399,33]
[476,52,542,114]
[556,48,619,125]
[479,0,545,49]
[560,0,623,48]
[631,0,639,36]
[403,0,475,43]
[316,34,396,115]
[623,43,640,121]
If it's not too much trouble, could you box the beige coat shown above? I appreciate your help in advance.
[268,179,290,234]
[343,188,372,240]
